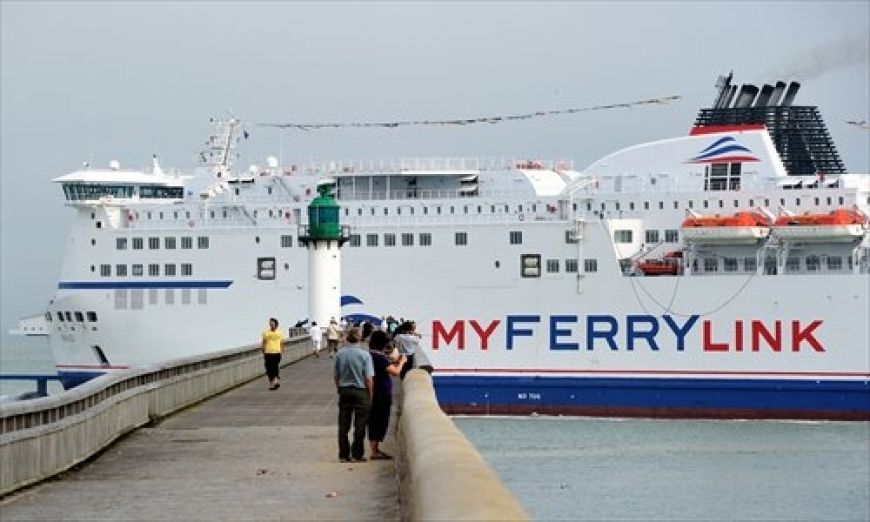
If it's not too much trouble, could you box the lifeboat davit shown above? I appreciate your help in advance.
[680,211,771,244]
[772,208,867,242]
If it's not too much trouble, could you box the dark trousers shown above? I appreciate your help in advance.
[263,353,281,381]
[399,354,415,380]
[338,387,371,460]
[367,395,392,442]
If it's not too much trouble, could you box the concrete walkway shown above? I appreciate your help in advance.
[1,353,400,521]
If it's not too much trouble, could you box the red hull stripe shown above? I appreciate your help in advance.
[433,368,870,378]
[689,124,766,135]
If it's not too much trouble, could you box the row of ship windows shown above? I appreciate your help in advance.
[45,311,98,323]
[114,288,208,309]
[95,263,193,277]
[343,203,550,217]
[115,237,210,250]
[520,255,597,277]
[694,255,849,273]
[590,195,847,213]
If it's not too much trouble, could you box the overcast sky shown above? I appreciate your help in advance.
[1,2,868,343]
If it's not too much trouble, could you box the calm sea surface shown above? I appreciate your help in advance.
[455,416,870,521]
[0,336,61,398]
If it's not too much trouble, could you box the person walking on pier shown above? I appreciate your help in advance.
[334,327,374,462]
[261,318,283,390]
[326,319,341,358]
[367,330,405,460]
[394,321,421,380]
[309,321,323,358]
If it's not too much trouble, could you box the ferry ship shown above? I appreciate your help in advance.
[15,74,870,419]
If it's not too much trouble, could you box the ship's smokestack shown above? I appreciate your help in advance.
[724,85,738,108]
[734,84,759,108]
[768,81,787,106]
[780,81,801,106]
[754,84,774,107]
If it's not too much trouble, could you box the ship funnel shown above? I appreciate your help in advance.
[781,81,801,106]
[724,85,738,108]
[754,84,775,107]
[734,84,759,108]
[769,81,787,106]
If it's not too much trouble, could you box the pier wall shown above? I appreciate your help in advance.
[0,329,310,496]
[397,369,529,521]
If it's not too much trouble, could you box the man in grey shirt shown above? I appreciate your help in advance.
[334,327,374,462]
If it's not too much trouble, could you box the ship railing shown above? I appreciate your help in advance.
[276,157,575,176]
[336,188,523,202]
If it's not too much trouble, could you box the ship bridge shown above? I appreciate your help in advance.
[54,158,184,204]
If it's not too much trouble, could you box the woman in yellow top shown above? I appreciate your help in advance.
[262,318,284,390]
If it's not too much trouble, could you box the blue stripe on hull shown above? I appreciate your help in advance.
[58,280,233,290]
[57,370,105,390]
[432,375,870,420]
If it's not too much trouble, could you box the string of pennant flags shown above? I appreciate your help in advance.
[255,95,683,131]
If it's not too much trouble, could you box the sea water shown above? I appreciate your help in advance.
[0,336,61,398]
[455,416,870,521]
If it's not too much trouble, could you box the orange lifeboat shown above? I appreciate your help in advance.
[773,208,867,242]
[680,211,771,243]
[637,251,682,276]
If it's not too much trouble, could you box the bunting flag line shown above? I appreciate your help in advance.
[256,95,682,131]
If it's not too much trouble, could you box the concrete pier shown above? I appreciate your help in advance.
[0,354,399,521]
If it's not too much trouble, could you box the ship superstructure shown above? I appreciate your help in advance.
[17,76,870,419]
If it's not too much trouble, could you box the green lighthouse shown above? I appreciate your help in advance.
[301,184,349,329]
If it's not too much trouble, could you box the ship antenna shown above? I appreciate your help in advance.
[199,114,243,175]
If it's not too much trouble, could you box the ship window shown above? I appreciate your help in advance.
[402,233,414,246]
[181,263,193,276]
[734,200,739,208]
[114,289,128,310]
[132,237,143,250]
[148,237,160,249]
[257,257,276,280]
[565,230,579,244]
[366,234,379,247]
[91,265,95,272]
[464,206,469,214]
[100,264,111,277]
[132,264,143,277]
[509,231,523,245]
[148,263,159,276]
[181,236,193,249]
[546,259,560,273]
[165,264,177,276]
[420,233,432,246]
[397,208,402,215]
[673,201,679,210]
[795,198,801,207]
[806,255,820,272]
[384,234,396,247]
[149,288,158,305]
[165,289,174,305]
[423,207,428,215]
[520,254,541,278]
[255,236,260,244]
[665,230,679,243]
[450,206,455,214]
[116,264,127,276]
[645,230,659,243]
[65,311,72,322]
[827,256,843,270]
[86,311,97,322]
[198,288,207,304]
[57,312,65,322]
[738,257,755,272]
[601,203,606,211]
[658,202,664,210]
[455,232,468,246]
[764,199,770,207]
[614,230,633,243]
[437,207,442,215]
[370,208,375,216]
[704,258,719,272]
[223,210,228,218]
[532,204,537,212]
[165,237,176,249]
[584,259,598,273]
[147,212,152,220]
[268,187,273,195]
[489,205,495,213]
[45,312,52,323]
[235,188,240,196]
[587,203,592,211]
[74,311,84,322]
[615,202,621,211]
[358,208,363,216]
[116,238,127,250]
[281,235,293,248]
[705,163,729,191]
[688,200,693,209]
[718,200,724,209]
[629,202,635,210]
[350,234,361,247]
[159,212,164,219]
[518,205,523,212]
[253,210,258,218]
[779,198,785,206]
[724,258,738,272]
[384,208,389,216]
[139,186,183,199]
[748,199,754,207]
[814,197,820,206]
[91,238,96,246]
[838,196,844,205]
[703,200,709,209]
[643,202,649,210]
[565,259,578,273]
[197,236,209,249]
[826,197,832,205]
[785,257,800,272]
